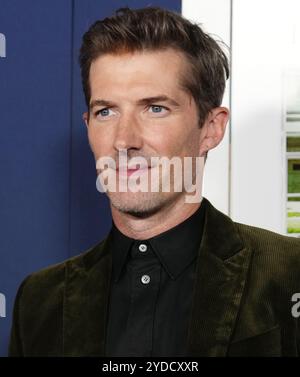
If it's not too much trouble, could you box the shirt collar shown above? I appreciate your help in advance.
[110,198,207,282]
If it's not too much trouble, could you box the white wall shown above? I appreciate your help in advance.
[230,0,300,233]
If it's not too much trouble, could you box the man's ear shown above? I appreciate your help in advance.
[199,107,229,157]
[83,112,89,128]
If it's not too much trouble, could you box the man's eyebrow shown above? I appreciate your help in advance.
[89,99,115,110]
[137,95,180,107]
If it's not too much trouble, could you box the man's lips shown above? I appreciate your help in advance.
[116,166,151,177]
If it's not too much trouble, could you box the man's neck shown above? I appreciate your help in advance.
[111,196,203,240]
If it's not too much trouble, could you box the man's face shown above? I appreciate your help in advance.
[85,49,209,216]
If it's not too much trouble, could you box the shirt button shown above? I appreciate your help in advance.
[141,274,151,284]
[138,243,147,253]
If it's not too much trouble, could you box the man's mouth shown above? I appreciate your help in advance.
[116,166,151,177]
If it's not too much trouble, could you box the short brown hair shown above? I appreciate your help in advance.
[79,6,229,126]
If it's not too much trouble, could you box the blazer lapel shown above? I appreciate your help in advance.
[187,198,253,356]
[62,233,113,356]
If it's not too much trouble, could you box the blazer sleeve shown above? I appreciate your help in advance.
[8,275,32,357]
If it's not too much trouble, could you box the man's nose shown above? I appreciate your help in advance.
[113,114,143,152]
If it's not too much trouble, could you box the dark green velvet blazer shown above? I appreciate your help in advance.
[9,197,300,357]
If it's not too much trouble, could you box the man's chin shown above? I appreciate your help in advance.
[108,192,168,218]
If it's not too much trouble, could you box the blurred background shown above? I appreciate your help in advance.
[1,0,300,356]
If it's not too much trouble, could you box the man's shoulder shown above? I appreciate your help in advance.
[19,237,109,296]
[233,221,300,273]
[204,197,300,261]
[234,221,300,253]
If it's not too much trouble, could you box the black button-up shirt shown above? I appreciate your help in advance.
[105,199,206,357]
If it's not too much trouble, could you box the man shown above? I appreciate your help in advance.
[9,7,300,357]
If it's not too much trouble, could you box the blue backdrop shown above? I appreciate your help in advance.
[0,0,181,357]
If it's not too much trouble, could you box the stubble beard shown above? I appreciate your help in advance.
[107,189,183,219]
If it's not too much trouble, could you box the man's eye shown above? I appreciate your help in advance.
[148,105,168,114]
[95,108,115,118]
